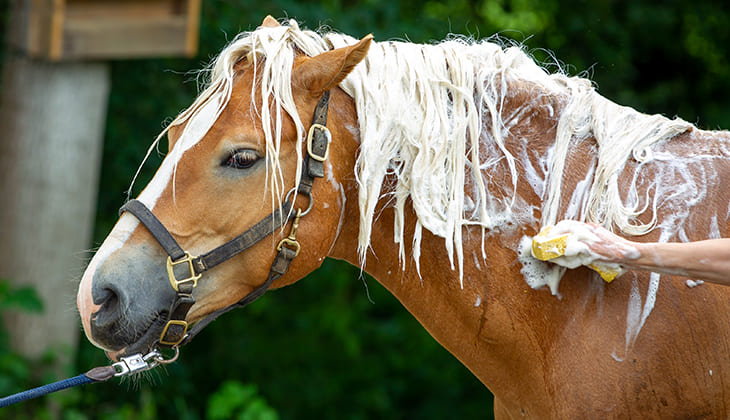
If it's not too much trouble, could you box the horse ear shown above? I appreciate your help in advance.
[294,34,373,94]
[261,15,280,28]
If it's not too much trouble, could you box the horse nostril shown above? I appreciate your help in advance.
[91,287,122,328]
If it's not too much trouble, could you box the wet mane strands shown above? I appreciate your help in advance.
[164,19,693,283]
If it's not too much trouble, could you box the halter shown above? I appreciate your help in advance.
[118,91,332,350]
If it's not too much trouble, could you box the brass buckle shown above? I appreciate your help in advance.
[158,320,189,347]
[277,238,301,257]
[306,123,330,162]
[276,209,302,257]
[166,252,201,292]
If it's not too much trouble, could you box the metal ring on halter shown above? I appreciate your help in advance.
[284,187,314,216]
[150,346,180,365]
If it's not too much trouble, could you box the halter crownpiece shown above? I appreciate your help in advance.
[118,91,332,350]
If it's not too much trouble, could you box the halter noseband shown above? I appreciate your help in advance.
[118,91,332,350]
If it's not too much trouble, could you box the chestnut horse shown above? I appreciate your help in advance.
[77,17,730,418]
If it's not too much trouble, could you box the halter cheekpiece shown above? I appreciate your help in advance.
[118,91,332,350]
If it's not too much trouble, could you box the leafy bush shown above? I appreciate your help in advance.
[0,279,43,396]
[207,381,278,420]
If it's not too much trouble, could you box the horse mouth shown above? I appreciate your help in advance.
[110,312,168,360]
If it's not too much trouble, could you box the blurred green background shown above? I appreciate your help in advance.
[3,0,730,418]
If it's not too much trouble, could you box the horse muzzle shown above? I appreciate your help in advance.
[86,244,177,357]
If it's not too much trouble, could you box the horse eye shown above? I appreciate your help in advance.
[224,150,260,169]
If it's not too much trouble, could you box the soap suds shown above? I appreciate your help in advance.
[518,235,565,296]
[685,279,704,288]
[473,252,482,270]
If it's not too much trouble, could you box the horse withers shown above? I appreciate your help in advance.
[77,16,730,418]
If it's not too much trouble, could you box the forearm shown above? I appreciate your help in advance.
[580,223,730,286]
[627,239,730,286]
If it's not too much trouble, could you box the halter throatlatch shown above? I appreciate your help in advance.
[118,91,332,350]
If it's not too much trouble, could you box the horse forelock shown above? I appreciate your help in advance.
[142,19,702,294]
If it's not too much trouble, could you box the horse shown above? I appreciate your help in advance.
[77,16,730,418]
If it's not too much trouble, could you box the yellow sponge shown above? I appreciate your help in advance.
[588,263,620,283]
[531,226,619,283]
[531,226,569,261]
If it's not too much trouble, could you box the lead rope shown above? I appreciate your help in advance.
[0,348,178,408]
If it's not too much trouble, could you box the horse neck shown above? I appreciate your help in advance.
[329,180,554,410]
[326,82,562,399]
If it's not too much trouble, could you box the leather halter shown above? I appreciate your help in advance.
[119,91,332,349]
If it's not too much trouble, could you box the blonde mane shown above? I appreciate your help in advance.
[164,19,694,287]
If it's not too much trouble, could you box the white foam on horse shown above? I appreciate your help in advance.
[686,279,704,288]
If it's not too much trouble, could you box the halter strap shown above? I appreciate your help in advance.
[120,199,295,281]
[119,200,186,261]
[118,91,332,350]
[184,244,297,341]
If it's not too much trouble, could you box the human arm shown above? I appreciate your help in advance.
[584,224,730,286]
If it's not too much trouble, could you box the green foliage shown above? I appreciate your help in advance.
[0,278,43,391]
[0,279,51,419]
[206,381,278,420]
[0,278,44,313]
[0,282,38,416]
[480,0,556,34]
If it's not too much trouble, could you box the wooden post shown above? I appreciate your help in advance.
[0,2,109,365]
[0,0,200,369]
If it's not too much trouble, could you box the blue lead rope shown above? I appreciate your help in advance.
[0,372,101,408]
[0,348,177,409]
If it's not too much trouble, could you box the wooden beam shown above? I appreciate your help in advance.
[185,0,201,57]
[63,15,189,59]
[49,0,66,60]
[16,0,201,60]
[65,0,182,19]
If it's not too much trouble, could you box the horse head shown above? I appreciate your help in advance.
[77,17,372,359]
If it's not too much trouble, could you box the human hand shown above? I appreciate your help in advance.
[583,223,641,264]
